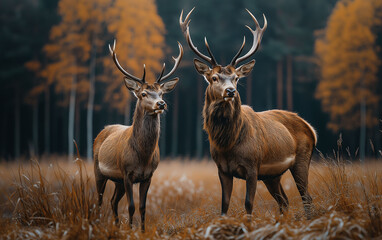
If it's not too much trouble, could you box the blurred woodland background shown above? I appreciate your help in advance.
[0,0,381,161]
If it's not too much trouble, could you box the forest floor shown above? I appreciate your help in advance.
[0,156,381,239]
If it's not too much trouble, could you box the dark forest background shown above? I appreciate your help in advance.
[1,0,381,161]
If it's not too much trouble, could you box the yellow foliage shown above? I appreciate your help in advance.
[101,0,165,113]
[37,0,165,112]
[315,0,381,132]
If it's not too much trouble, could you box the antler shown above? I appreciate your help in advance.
[230,9,267,67]
[157,42,183,83]
[179,8,217,66]
[108,39,146,84]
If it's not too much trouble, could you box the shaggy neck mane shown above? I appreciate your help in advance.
[203,88,245,151]
[129,101,160,161]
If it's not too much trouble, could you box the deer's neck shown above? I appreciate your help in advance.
[203,91,245,151]
[130,102,160,161]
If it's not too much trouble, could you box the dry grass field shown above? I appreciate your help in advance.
[0,155,381,239]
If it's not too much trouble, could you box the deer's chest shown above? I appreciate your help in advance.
[212,150,253,180]
[129,158,159,183]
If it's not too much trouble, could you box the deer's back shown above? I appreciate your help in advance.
[212,107,316,178]
[258,109,316,150]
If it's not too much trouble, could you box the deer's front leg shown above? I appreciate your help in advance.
[123,174,135,228]
[218,169,233,215]
[139,177,151,232]
[245,173,257,215]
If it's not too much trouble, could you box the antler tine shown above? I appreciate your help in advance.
[158,42,184,83]
[156,63,166,82]
[179,8,217,66]
[204,37,217,66]
[230,36,246,66]
[108,39,145,84]
[231,10,267,67]
[141,64,146,83]
[179,7,194,33]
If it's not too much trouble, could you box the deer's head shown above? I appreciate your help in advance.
[109,40,183,115]
[180,8,267,102]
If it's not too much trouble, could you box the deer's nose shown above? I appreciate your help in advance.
[157,100,166,109]
[226,88,236,97]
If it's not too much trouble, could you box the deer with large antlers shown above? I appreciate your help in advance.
[93,40,183,231]
[180,8,317,218]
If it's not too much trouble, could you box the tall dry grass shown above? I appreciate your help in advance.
[0,154,381,239]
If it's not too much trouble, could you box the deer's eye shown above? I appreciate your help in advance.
[141,92,147,97]
[212,76,218,82]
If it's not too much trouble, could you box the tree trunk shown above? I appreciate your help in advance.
[246,72,252,106]
[32,101,39,157]
[286,55,293,111]
[375,111,381,158]
[196,80,203,158]
[87,41,96,161]
[75,94,80,152]
[266,64,273,109]
[51,95,58,154]
[0,104,7,157]
[124,101,131,125]
[68,73,77,161]
[160,113,166,157]
[171,89,179,157]
[360,75,366,163]
[44,84,50,155]
[14,87,20,159]
[277,59,283,109]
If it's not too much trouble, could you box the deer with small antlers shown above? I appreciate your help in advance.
[93,40,183,231]
[180,8,317,218]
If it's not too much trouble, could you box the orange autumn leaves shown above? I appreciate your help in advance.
[315,0,382,132]
[102,0,165,113]
[31,0,165,113]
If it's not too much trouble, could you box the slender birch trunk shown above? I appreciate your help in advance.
[87,40,96,161]
[44,84,50,155]
[286,55,293,111]
[15,87,20,159]
[124,101,131,125]
[68,72,77,161]
[196,80,203,158]
[266,64,273,109]
[171,89,179,157]
[160,113,166,157]
[33,101,39,156]
[246,72,252,106]
[277,59,283,109]
[360,77,366,163]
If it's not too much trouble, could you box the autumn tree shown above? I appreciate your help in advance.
[36,0,165,160]
[101,0,165,118]
[41,0,112,160]
[315,0,381,132]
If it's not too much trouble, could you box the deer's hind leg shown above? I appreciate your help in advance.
[94,163,108,207]
[290,152,313,219]
[263,176,289,214]
[111,182,125,224]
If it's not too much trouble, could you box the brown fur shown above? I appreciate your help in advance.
[201,65,316,217]
[93,79,179,231]
[180,7,314,217]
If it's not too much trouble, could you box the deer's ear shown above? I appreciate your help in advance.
[160,77,179,93]
[235,60,256,78]
[124,78,141,97]
[194,59,211,75]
